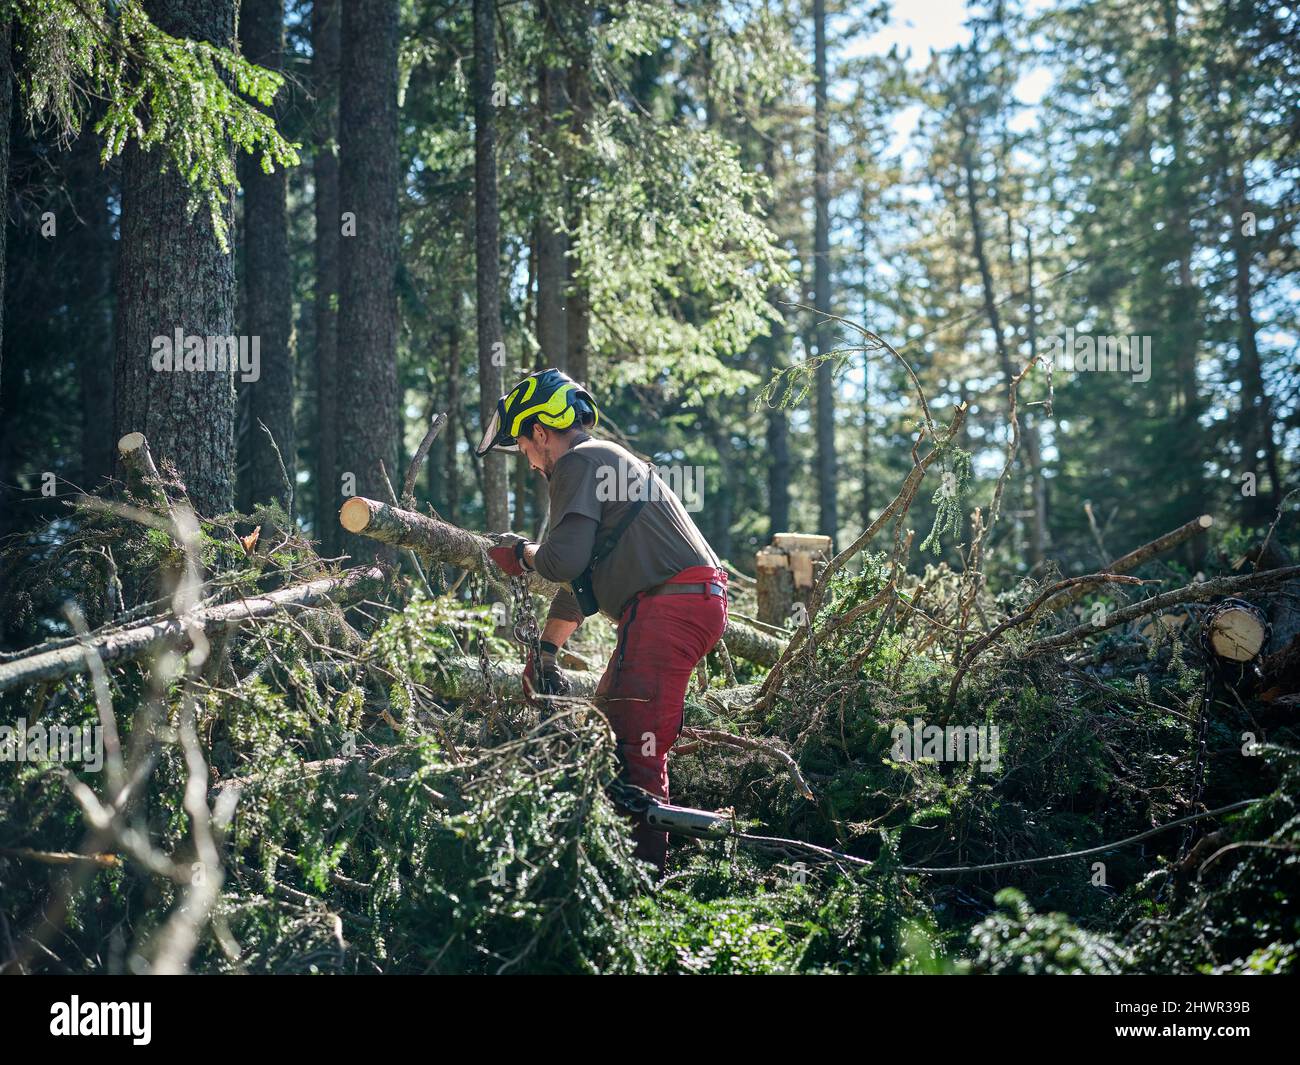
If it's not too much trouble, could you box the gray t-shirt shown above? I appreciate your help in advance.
[531,437,719,623]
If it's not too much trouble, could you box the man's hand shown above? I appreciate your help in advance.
[487,534,534,577]
[523,643,570,704]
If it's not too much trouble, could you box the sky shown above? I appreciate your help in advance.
[848,0,1057,152]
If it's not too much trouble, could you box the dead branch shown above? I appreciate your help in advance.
[677,727,815,800]
[1041,514,1214,612]
[946,572,1150,706]
[1021,565,1300,659]
[0,568,385,693]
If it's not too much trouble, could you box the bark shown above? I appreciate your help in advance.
[563,9,591,383]
[313,0,342,554]
[69,129,116,489]
[1023,225,1048,566]
[444,317,462,525]
[1161,0,1206,541]
[114,0,238,517]
[338,0,400,554]
[338,495,787,666]
[0,16,10,404]
[0,568,384,694]
[239,0,294,512]
[812,0,836,544]
[473,0,509,531]
[1229,164,1282,521]
[536,4,568,369]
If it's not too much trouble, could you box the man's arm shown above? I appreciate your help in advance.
[523,513,598,583]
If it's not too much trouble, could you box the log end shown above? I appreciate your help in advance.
[1208,606,1267,662]
[1197,514,1214,529]
[339,497,374,533]
[118,432,146,456]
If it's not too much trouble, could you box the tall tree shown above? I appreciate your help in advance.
[69,131,115,490]
[0,15,10,405]
[564,31,592,385]
[474,0,509,531]
[114,0,238,516]
[337,0,400,553]
[812,0,836,543]
[240,0,294,513]
[535,0,568,370]
[313,0,342,553]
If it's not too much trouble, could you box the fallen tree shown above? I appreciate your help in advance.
[339,496,786,667]
[0,567,385,693]
[1041,513,1215,611]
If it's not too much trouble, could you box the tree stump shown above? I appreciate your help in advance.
[756,533,832,627]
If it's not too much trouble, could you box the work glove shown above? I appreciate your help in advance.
[487,534,534,577]
[523,645,570,703]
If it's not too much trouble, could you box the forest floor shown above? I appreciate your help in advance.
[0,429,1297,975]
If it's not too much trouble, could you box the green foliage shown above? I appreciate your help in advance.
[15,0,300,249]
[967,889,1134,974]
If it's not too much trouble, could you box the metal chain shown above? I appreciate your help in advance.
[510,574,543,674]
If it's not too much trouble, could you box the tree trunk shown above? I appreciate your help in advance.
[536,4,568,370]
[1229,165,1282,522]
[312,0,342,553]
[240,0,294,513]
[1161,0,1206,555]
[812,0,836,545]
[0,16,10,406]
[444,316,461,525]
[338,0,400,555]
[1024,225,1048,567]
[474,0,509,531]
[69,130,115,490]
[114,0,237,517]
[565,37,592,385]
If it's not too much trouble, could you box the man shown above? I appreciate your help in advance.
[477,368,728,872]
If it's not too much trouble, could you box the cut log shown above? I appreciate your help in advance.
[1044,514,1214,611]
[339,496,786,666]
[1204,601,1268,662]
[0,568,385,693]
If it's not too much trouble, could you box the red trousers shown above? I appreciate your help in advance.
[596,566,729,871]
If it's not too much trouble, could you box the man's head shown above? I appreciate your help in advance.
[516,421,584,477]
[475,368,599,469]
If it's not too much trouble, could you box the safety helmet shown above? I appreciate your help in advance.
[475,368,600,457]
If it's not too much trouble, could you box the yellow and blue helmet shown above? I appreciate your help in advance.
[475,368,600,457]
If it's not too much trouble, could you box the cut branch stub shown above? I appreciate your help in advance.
[117,432,173,513]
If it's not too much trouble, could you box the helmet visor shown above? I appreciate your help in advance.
[475,404,519,457]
